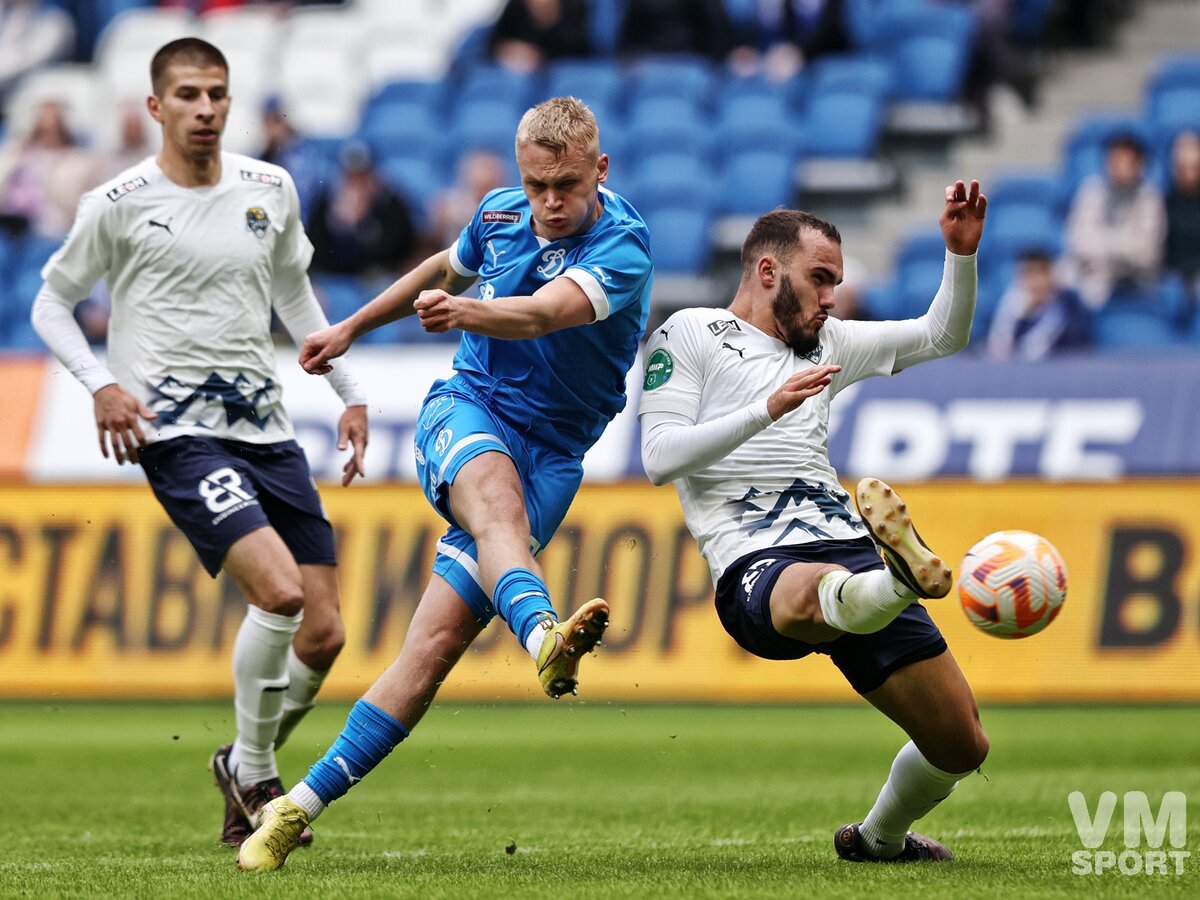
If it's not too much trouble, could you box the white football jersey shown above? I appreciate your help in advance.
[42,152,313,444]
[639,307,908,585]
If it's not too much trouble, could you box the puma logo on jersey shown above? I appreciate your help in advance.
[147,218,173,235]
[486,240,506,266]
[658,326,675,340]
[591,266,611,284]
[721,342,746,359]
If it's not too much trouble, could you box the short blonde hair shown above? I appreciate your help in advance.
[515,96,599,159]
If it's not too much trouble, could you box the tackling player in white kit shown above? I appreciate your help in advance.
[639,182,989,862]
[31,38,368,849]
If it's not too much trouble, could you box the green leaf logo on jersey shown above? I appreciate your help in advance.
[644,348,674,391]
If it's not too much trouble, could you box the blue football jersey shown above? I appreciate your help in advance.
[448,185,653,457]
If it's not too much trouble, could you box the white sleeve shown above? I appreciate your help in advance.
[30,281,117,395]
[640,402,773,486]
[890,250,978,371]
[273,273,367,407]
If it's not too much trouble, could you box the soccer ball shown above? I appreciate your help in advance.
[957,530,1067,639]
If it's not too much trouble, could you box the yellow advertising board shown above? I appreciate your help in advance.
[1,482,1198,702]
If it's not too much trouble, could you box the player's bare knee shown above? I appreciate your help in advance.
[251,580,305,616]
[304,620,345,667]
[933,724,990,773]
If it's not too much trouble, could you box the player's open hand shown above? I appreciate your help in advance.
[300,322,353,375]
[766,365,841,421]
[93,383,156,465]
[940,179,987,256]
[338,404,368,486]
[414,289,459,333]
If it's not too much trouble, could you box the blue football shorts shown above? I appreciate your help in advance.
[139,435,335,577]
[413,379,583,622]
[714,536,948,694]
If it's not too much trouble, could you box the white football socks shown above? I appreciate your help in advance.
[817,569,916,635]
[274,648,329,749]
[289,781,327,822]
[229,605,302,785]
[859,741,972,859]
[524,618,553,660]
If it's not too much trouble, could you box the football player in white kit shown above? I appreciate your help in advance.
[639,181,989,863]
[30,39,368,848]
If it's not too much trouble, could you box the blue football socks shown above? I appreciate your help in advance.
[302,700,409,805]
[492,567,556,644]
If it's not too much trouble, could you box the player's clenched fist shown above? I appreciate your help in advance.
[767,365,841,421]
[415,289,460,333]
[300,322,352,375]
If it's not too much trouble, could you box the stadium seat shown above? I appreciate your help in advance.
[718,150,797,215]
[714,94,797,156]
[313,275,368,324]
[359,102,444,161]
[625,96,713,159]
[627,56,718,109]
[982,202,1062,255]
[450,98,524,158]
[807,54,893,100]
[455,64,539,109]
[1146,84,1200,135]
[378,154,442,226]
[201,6,281,59]
[1092,307,1181,350]
[798,88,885,158]
[95,7,196,96]
[277,47,368,138]
[3,64,100,146]
[880,5,977,102]
[892,229,948,319]
[282,6,367,59]
[987,170,1068,217]
[626,152,718,216]
[643,206,714,275]
[544,59,625,119]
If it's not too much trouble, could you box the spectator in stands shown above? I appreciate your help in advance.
[986,248,1090,360]
[0,0,73,106]
[429,149,507,249]
[259,97,327,220]
[488,0,592,73]
[307,140,417,278]
[619,0,733,61]
[727,0,851,83]
[1164,129,1200,317]
[0,99,97,238]
[1063,132,1165,310]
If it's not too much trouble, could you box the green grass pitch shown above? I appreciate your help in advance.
[1,702,1197,898]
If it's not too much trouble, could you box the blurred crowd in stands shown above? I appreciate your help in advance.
[0,0,1194,357]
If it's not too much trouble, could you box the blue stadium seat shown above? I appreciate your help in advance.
[545,59,625,118]
[807,54,893,100]
[313,275,367,324]
[378,155,442,227]
[359,102,444,161]
[982,202,1062,255]
[451,99,524,158]
[987,170,1067,217]
[1147,84,1200,135]
[455,64,539,109]
[625,96,713,159]
[627,56,718,109]
[718,150,796,215]
[643,205,714,275]
[798,89,885,158]
[365,80,447,118]
[1092,307,1181,349]
[714,94,797,155]
[626,153,718,216]
[881,5,978,101]
[892,229,948,318]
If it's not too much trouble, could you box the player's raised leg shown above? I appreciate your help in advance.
[446,450,609,699]
[238,574,483,871]
[209,528,304,846]
[836,650,989,863]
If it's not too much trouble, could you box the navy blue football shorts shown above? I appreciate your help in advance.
[714,536,948,694]
[414,379,583,623]
[139,436,336,577]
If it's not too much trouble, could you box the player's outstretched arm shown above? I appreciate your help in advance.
[940,179,987,256]
[300,248,475,374]
[415,276,595,339]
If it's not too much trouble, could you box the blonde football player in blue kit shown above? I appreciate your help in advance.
[238,97,654,870]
